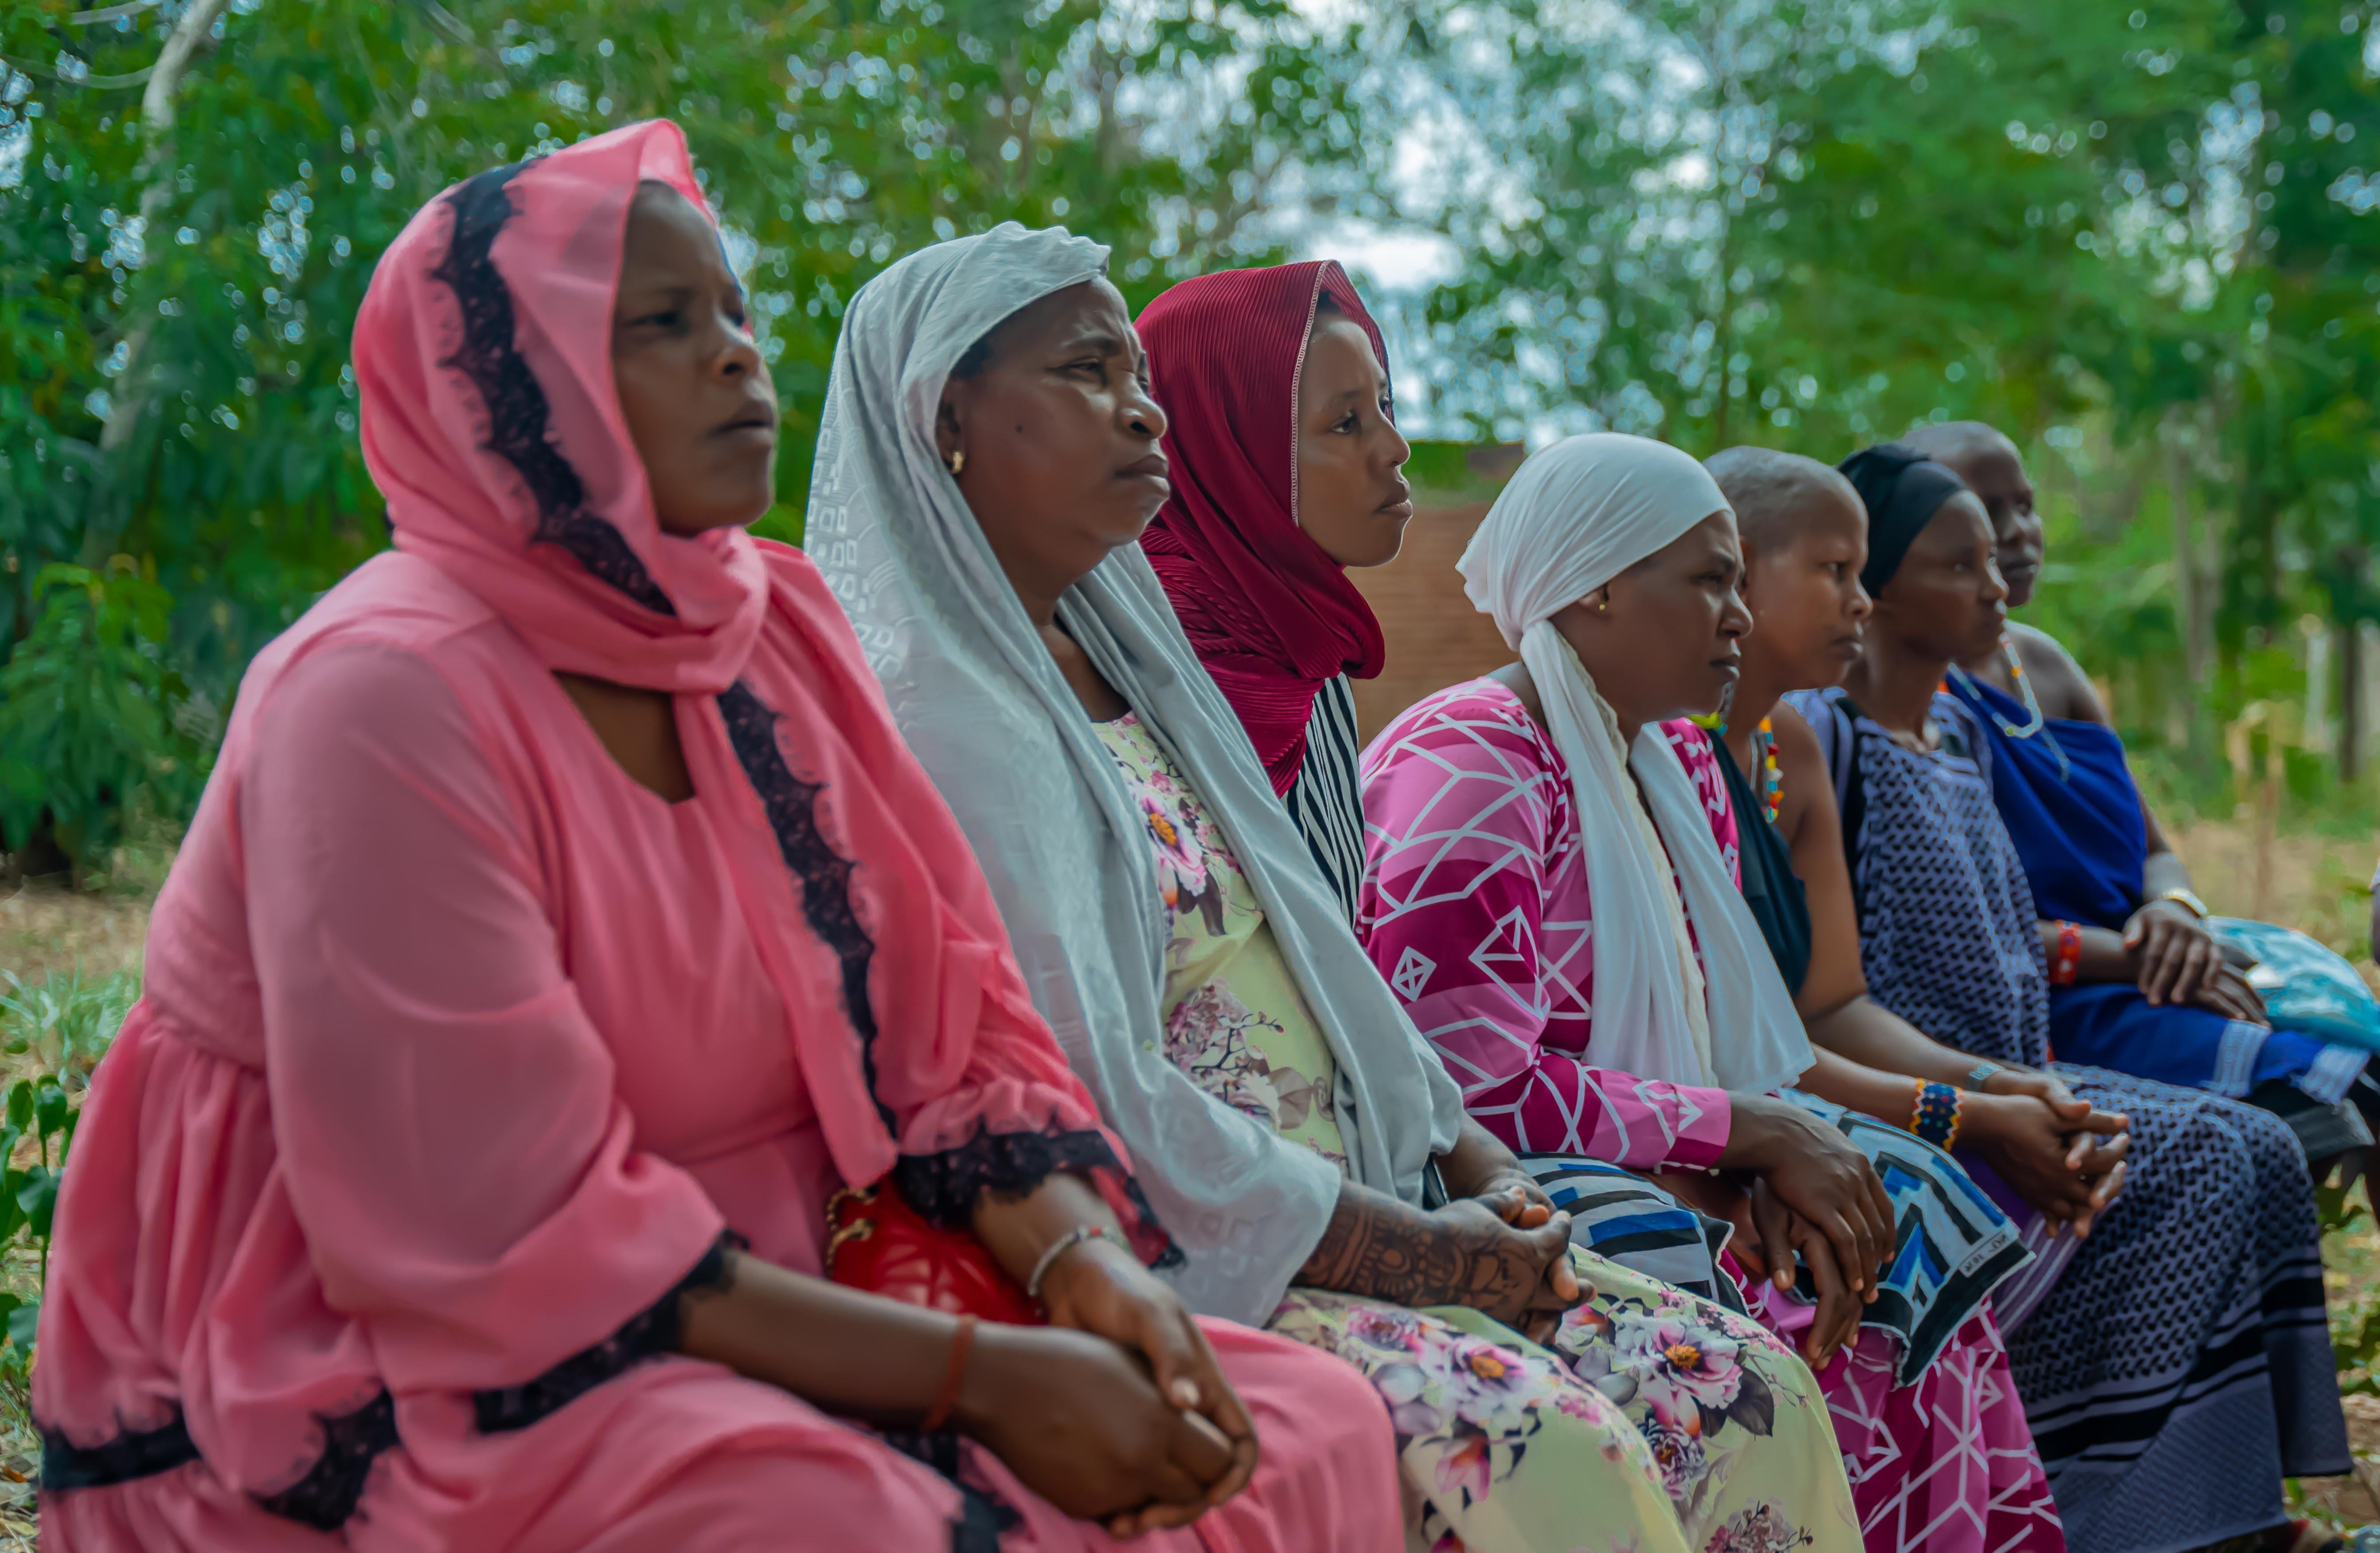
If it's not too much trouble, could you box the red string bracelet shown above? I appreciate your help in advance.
[921,1313,977,1433]
[2050,921,2083,988]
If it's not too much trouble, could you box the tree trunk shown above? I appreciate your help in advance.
[2338,615,2363,783]
[81,0,239,566]
[2164,413,2211,699]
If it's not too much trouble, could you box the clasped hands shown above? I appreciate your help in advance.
[965,1233,1257,1538]
[1957,1067,2129,1240]
[2123,900,2263,1023]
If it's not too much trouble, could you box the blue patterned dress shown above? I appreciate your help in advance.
[1788,687,2349,1553]
[1942,673,2369,1160]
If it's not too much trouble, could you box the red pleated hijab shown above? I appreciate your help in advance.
[1137,262,1391,796]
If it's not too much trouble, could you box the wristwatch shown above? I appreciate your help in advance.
[2153,887,2210,919]
[1962,1061,2004,1092]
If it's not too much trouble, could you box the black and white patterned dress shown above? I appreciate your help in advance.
[1788,687,2349,1553]
[1283,674,1366,924]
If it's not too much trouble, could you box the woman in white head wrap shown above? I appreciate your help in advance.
[1360,433,2070,1553]
[811,230,1860,1553]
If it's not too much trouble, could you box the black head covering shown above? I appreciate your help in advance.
[1837,442,1970,596]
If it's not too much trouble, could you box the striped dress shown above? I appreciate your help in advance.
[1281,674,1366,924]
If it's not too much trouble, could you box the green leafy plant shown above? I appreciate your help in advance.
[0,560,206,874]
[0,968,136,1382]
[0,1075,76,1376]
[2316,1182,2380,1396]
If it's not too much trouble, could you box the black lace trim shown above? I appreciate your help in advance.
[474,1231,743,1434]
[892,1126,1182,1270]
[254,1391,399,1530]
[717,680,897,1135]
[41,1392,398,1531]
[39,1407,199,1492]
[883,1430,1023,1553]
[894,1126,1123,1225]
[431,160,676,616]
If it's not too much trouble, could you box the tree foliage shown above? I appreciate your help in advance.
[1407,0,2379,770]
[8,0,2380,868]
[0,0,1366,866]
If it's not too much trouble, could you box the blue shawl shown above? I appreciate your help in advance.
[1945,672,2364,1105]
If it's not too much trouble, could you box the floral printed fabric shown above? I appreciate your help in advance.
[1098,713,1350,1167]
[1098,712,1861,1553]
[1272,1256,1859,1553]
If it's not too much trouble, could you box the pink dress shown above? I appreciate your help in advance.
[37,120,1400,1553]
[35,548,1399,1553]
[1359,677,2064,1553]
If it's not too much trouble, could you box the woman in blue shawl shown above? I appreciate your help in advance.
[1913,423,2372,1168]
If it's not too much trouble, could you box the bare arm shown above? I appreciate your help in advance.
[678,1248,993,1426]
[681,1171,1253,1536]
[1769,703,2130,1228]
[1295,1175,1579,1330]
[2035,889,2261,1019]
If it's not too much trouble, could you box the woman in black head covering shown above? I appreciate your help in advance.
[1783,443,2350,1553]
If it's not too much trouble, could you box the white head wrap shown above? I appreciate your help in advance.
[1458,433,1812,1096]
[807,225,1463,1326]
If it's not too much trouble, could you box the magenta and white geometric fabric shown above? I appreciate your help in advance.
[1356,678,1732,1168]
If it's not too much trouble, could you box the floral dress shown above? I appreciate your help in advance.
[1097,713,1860,1553]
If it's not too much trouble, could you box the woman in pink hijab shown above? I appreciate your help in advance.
[33,121,1398,1553]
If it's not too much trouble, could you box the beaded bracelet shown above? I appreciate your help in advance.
[2049,920,2083,988]
[1909,1079,1962,1149]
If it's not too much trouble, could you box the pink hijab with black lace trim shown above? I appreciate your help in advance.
[352,120,1153,1214]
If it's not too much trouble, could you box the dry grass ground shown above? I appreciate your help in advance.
[1,820,2377,1544]
[0,883,149,989]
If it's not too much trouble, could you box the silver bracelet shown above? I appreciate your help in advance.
[1963,1061,2004,1092]
[1026,1224,1111,1302]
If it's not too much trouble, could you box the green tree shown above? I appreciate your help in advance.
[1411,0,2379,775]
[0,0,1358,868]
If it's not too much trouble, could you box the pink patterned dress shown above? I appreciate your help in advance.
[1359,677,2065,1553]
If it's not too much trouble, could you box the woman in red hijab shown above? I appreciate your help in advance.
[1137,264,1412,921]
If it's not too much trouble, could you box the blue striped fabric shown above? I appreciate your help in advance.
[1521,1155,1746,1313]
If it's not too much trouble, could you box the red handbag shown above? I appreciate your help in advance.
[825,1181,1043,1326]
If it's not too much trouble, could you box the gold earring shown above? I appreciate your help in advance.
[946,450,966,477]
[1596,592,1610,614]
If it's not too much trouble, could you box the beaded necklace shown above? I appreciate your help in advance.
[1698,714,1785,826]
[1948,637,2070,778]
[1749,718,1783,825]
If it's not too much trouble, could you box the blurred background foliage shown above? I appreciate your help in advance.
[2,0,2379,877]
[0,0,1366,874]
[1399,0,2380,827]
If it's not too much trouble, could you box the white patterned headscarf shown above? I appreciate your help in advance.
[808,225,1463,1326]
[1458,433,1813,1097]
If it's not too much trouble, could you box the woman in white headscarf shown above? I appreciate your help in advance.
[811,228,1861,1553]
[1358,433,2066,1553]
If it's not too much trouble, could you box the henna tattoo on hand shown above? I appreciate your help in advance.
[1295,1185,1554,1323]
